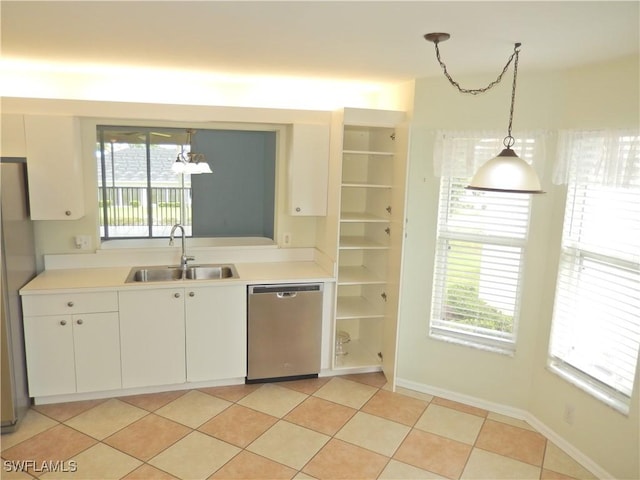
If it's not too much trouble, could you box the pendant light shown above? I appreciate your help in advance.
[424,33,544,194]
[172,129,213,175]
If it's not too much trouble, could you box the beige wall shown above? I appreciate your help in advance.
[530,57,639,480]
[398,55,639,479]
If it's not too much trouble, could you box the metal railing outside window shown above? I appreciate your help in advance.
[98,186,191,237]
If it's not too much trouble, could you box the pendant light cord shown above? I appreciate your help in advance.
[505,47,519,148]
[431,40,521,147]
[432,41,521,95]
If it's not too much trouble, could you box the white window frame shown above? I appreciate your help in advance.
[548,130,640,414]
[430,133,538,354]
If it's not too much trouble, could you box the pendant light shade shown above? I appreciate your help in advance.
[467,147,544,193]
[193,161,212,174]
[171,159,186,174]
[171,157,212,174]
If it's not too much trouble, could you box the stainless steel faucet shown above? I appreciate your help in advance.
[169,224,195,275]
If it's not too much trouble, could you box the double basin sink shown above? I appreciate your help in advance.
[125,264,238,283]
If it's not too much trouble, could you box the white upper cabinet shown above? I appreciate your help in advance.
[24,115,85,220]
[288,123,330,216]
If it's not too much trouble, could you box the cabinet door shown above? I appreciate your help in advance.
[23,315,76,397]
[72,312,121,393]
[381,120,410,390]
[288,123,330,216]
[185,285,246,382]
[119,289,186,389]
[24,115,85,220]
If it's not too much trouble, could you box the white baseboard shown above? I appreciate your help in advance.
[396,377,613,480]
[32,377,246,405]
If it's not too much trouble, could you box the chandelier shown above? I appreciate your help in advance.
[172,129,212,175]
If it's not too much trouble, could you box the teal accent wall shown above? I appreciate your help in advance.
[191,130,276,239]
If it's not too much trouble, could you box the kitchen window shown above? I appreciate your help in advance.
[96,126,276,240]
[430,132,540,353]
[548,130,640,414]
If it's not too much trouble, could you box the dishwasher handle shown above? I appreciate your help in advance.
[277,291,297,299]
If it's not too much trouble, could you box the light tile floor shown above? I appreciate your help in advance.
[1,373,598,480]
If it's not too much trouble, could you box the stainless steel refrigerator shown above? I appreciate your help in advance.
[1,157,37,433]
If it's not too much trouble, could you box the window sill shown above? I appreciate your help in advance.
[547,362,630,416]
[429,329,516,357]
[100,237,276,250]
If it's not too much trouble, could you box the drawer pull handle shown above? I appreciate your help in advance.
[189,291,195,297]
[76,319,83,325]
[174,292,181,298]
[60,320,67,326]
[65,210,72,216]
[67,301,74,307]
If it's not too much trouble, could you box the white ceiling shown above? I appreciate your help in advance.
[2,1,638,83]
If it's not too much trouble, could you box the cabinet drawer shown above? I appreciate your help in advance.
[23,292,118,316]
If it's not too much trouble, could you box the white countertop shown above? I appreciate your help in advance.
[20,261,334,295]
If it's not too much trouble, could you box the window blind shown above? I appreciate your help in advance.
[549,132,640,412]
[431,174,532,352]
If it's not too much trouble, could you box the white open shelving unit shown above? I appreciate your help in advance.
[333,118,398,372]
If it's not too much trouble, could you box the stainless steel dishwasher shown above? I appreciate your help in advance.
[247,283,323,383]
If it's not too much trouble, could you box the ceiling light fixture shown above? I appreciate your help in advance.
[424,32,544,194]
[172,129,212,174]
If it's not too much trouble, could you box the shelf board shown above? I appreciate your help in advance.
[341,182,392,189]
[338,266,386,285]
[336,296,384,319]
[339,236,389,250]
[342,149,394,157]
[333,339,382,370]
[340,212,389,223]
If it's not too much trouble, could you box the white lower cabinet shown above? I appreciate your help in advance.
[23,283,248,399]
[73,313,121,393]
[119,284,247,389]
[118,289,186,389]
[23,312,121,397]
[23,315,76,397]
[185,285,246,382]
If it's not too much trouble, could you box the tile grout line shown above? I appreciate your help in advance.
[374,386,434,479]
[459,409,490,480]
[295,381,383,479]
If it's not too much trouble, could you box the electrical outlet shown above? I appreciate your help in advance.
[283,232,292,246]
[74,235,91,250]
[563,404,575,425]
